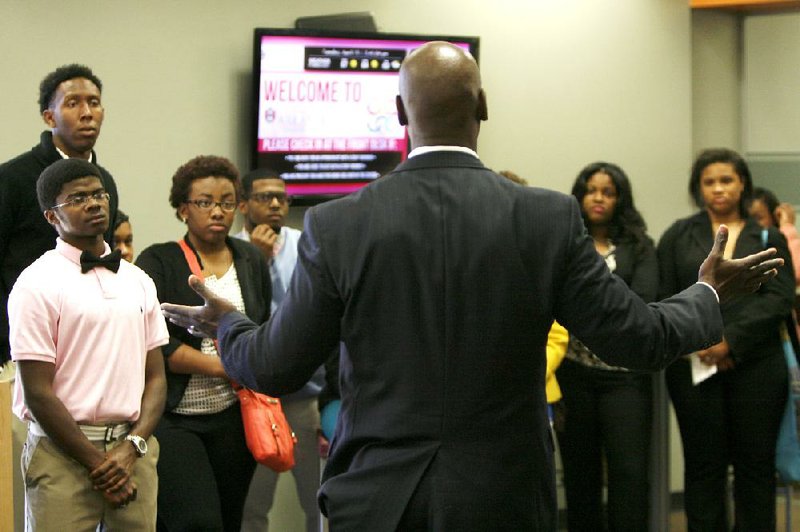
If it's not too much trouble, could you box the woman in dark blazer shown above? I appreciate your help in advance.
[136,155,271,532]
[658,148,795,531]
[555,162,658,531]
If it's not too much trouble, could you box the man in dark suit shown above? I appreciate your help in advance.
[162,42,782,531]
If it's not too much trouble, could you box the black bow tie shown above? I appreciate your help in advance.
[80,249,122,273]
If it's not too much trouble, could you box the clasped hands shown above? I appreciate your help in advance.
[89,441,138,509]
[697,339,735,371]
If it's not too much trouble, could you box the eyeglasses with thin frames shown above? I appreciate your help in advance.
[184,199,238,212]
[50,191,111,210]
[249,192,291,205]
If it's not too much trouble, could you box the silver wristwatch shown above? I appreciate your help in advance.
[125,434,148,457]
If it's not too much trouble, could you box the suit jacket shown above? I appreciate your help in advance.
[135,236,271,410]
[610,237,658,303]
[657,210,795,364]
[218,151,723,531]
[0,131,119,363]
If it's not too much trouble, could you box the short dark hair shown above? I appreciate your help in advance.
[39,64,103,114]
[688,148,753,215]
[37,159,102,211]
[114,209,130,231]
[498,170,527,186]
[241,168,283,198]
[750,187,780,227]
[169,155,241,221]
[571,161,651,256]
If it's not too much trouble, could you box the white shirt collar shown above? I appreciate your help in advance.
[407,145,479,160]
[54,143,95,164]
[55,237,112,265]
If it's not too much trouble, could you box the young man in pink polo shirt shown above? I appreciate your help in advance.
[9,158,168,530]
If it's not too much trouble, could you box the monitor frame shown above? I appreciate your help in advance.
[251,27,480,206]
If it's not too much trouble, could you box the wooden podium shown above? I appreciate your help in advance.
[0,378,14,531]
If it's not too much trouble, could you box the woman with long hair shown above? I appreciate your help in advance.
[556,161,658,531]
[136,155,272,531]
[658,148,795,530]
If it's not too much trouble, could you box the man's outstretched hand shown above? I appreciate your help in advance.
[698,225,784,303]
[161,275,237,338]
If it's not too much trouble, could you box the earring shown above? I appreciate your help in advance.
[182,217,187,223]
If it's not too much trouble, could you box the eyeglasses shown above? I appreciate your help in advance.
[51,191,110,210]
[249,192,291,205]
[184,199,238,212]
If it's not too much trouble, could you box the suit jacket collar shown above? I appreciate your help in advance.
[686,211,715,253]
[392,150,486,174]
[686,209,762,259]
[408,145,479,159]
[179,233,261,316]
[34,130,99,166]
[181,233,250,269]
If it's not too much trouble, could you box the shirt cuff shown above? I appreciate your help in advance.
[695,281,720,303]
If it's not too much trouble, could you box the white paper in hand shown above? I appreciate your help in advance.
[690,352,718,385]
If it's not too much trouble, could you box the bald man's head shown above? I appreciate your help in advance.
[396,41,487,150]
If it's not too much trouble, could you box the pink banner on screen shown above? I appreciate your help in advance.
[260,137,406,153]
[286,182,369,196]
[263,35,472,52]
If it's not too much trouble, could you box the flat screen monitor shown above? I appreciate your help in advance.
[252,28,480,205]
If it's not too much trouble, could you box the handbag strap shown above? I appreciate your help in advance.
[178,239,204,281]
[177,239,245,391]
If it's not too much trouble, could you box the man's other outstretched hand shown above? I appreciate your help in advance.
[161,275,237,339]
[698,225,783,304]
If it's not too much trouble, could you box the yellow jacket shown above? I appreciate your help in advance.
[545,321,568,404]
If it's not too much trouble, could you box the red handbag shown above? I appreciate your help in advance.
[177,239,297,471]
[234,385,296,471]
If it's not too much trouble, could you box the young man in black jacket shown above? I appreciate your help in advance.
[0,64,119,365]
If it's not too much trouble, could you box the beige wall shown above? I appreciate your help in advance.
[0,0,695,251]
[743,12,800,154]
[692,10,742,153]
[742,12,800,206]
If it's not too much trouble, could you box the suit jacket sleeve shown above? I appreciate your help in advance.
[135,244,185,358]
[553,199,722,370]
[219,208,342,395]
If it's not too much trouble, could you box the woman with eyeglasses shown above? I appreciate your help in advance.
[136,155,272,531]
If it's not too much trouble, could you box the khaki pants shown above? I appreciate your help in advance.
[21,431,159,531]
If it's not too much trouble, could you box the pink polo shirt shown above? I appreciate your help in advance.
[10,239,169,424]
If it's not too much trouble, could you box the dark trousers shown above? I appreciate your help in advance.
[666,353,787,532]
[556,359,653,532]
[155,402,256,532]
